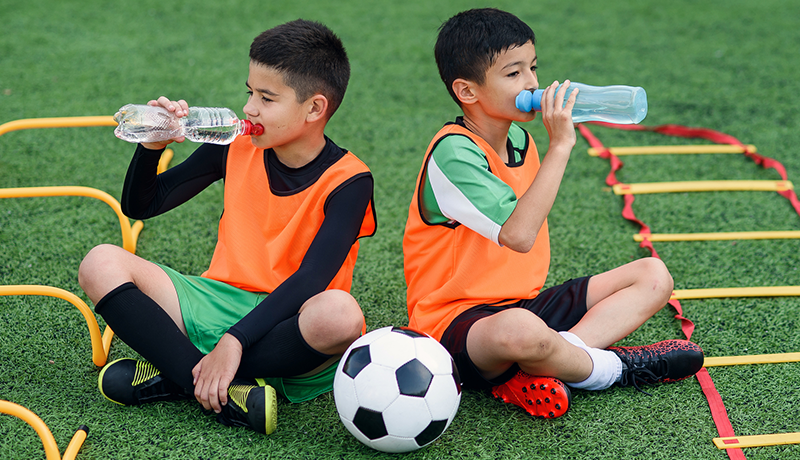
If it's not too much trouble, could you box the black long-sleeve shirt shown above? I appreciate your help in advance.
[121,139,374,349]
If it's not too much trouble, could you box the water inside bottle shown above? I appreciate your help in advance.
[113,104,182,143]
[570,85,647,124]
[182,107,240,144]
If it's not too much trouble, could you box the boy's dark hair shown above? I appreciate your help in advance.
[250,19,350,118]
[435,8,535,105]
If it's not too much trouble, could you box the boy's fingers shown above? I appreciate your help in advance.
[176,100,189,116]
[207,378,222,413]
[554,80,570,107]
[564,88,579,110]
[219,382,228,407]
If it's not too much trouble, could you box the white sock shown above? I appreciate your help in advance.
[558,331,622,391]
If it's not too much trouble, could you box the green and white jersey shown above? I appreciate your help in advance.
[420,122,530,246]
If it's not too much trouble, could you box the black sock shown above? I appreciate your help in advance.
[237,315,333,378]
[95,282,203,392]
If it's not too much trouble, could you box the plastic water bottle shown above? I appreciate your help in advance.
[515,82,647,124]
[113,104,264,145]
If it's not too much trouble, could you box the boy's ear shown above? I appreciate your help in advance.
[452,78,478,105]
[306,94,329,122]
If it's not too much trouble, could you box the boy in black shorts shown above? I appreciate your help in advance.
[79,19,376,434]
[403,8,703,418]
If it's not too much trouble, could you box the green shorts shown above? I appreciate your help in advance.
[158,263,337,403]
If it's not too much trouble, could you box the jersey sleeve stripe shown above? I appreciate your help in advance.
[427,155,503,245]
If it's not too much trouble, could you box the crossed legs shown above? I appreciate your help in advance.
[466,257,673,384]
[78,244,363,382]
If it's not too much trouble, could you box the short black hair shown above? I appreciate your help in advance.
[435,8,535,105]
[250,19,350,118]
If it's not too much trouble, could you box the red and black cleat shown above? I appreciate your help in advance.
[491,371,571,419]
[608,340,704,393]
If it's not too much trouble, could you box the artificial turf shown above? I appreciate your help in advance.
[1,0,800,458]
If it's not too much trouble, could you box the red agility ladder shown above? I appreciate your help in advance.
[579,121,800,459]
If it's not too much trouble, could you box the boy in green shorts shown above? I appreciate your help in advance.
[79,19,376,434]
[403,8,703,419]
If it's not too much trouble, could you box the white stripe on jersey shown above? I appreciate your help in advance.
[427,155,503,246]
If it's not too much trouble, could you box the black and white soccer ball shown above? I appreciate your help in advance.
[333,326,462,453]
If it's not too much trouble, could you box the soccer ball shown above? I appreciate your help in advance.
[333,326,462,453]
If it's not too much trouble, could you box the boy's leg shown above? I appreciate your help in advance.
[570,257,673,348]
[238,289,364,379]
[461,309,582,418]
[297,289,364,357]
[79,244,202,392]
[467,308,593,384]
[79,243,185,334]
[566,258,703,389]
[81,245,279,434]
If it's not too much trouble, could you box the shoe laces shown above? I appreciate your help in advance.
[617,349,671,396]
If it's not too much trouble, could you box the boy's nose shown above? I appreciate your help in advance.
[528,73,538,90]
[523,71,538,92]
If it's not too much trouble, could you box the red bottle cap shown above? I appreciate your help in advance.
[242,119,265,136]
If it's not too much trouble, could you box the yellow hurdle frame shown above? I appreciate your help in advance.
[0,400,88,460]
[0,115,175,459]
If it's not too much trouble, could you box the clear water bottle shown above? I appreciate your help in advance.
[515,82,647,124]
[113,104,264,145]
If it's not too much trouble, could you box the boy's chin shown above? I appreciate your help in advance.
[513,111,537,123]
[249,137,270,149]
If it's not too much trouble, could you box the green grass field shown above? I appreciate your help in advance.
[2,0,800,458]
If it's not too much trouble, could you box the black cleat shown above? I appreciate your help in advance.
[216,380,277,435]
[608,340,704,393]
[98,358,189,405]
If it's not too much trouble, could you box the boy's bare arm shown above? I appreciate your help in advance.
[498,80,578,253]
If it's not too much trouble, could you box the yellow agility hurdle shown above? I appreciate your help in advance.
[704,352,800,367]
[634,230,800,242]
[0,116,118,136]
[613,180,794,195]
[0,115,174,253]
[0,285,112,367]
[0,186,142,254]
[0,116,172,367]
[714,433,800,450]
[0,400,88,460]
[672,286,800,300]
[0,153,173,254]
[587,144,757,157]
[704,350,800,450]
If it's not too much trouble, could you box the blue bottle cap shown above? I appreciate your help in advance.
[515,89,544,112]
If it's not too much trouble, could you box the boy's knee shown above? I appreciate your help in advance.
[78,244,121,290]
[487,309,556,360]
[641,257,674,300]
[300,290,364,349]
[326,290,364,338]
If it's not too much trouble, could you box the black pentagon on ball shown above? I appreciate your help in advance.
[415,419,448,446]
[390,326,428,338]
[342,345,371,379]
[396,358,433,397]
[352,407,388,440]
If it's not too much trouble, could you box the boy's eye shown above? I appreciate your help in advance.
[531,65,538,72]
[246,90,272,103]
[507,71,520,77]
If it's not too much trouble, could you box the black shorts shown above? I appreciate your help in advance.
[440,276,590,390]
